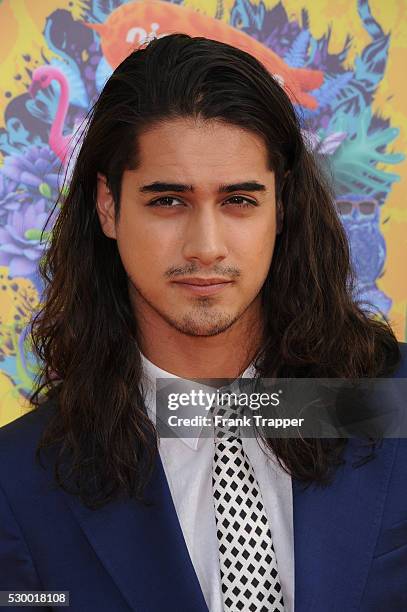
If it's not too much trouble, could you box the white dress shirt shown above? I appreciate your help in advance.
[140,353,295,612]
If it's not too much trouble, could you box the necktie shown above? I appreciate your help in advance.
[211,384,285,611]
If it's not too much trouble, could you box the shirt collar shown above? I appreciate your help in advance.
[140,352,257,451]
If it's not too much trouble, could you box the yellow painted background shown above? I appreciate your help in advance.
[0,0,405,425]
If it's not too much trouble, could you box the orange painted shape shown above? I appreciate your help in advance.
[84,0,324,109]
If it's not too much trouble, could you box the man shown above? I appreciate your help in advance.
[0,33,406,612]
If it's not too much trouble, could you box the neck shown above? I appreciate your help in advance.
[135,297,264,380]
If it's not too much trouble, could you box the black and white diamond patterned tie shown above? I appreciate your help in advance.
[211,387,285,612]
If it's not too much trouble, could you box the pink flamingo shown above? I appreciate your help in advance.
[29,66,71,163]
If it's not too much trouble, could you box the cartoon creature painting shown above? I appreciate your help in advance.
[84,0,324,109]
[336,194,391,315]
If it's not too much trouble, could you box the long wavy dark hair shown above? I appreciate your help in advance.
[29,33,401,509]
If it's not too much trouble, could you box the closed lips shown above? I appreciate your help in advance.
[172,278,232,286]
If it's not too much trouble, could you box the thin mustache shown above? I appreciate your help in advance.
[165,268,241,280]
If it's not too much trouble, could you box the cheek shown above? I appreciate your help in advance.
[115,214,176,280]
[233,217,276,275]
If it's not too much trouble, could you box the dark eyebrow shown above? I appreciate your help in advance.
[139,181,267,194]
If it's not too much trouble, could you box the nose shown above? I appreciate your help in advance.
[182,208,228,266]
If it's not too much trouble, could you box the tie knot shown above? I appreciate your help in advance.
[211,384,244,442]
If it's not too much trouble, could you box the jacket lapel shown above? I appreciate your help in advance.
[293,437,398,612]
[63,452,209,612]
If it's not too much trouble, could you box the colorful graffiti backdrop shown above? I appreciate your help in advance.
[0,0,406,425]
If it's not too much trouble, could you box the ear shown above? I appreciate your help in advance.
[96,173,117,239]
[276,200,284,235]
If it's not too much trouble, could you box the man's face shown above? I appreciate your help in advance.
[97,117,282,337]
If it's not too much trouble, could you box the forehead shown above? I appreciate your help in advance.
[134,117,271,180]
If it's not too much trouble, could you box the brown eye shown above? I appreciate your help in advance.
[148,197,184,207]
[225,196,257,208]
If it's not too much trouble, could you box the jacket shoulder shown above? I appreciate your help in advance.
[0,399,57,479]
[393,342,407,377]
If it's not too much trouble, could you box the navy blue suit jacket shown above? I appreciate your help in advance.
[1,344,407,611]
